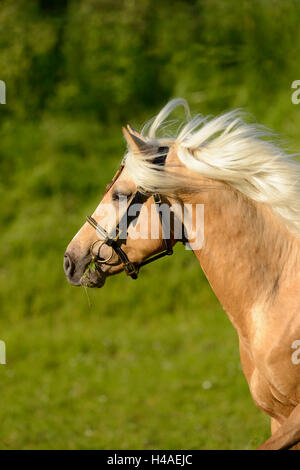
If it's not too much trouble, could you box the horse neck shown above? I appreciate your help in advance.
[180,180,297,335]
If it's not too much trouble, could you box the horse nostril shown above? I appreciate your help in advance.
[64,252,75,278]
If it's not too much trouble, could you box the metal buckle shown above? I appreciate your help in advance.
[110,227,121,242]
[123,261,138,276]
[153,194,162,204]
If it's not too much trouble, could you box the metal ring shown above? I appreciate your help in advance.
[90,240,114,264]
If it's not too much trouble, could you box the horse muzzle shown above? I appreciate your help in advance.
[64,250,106,288]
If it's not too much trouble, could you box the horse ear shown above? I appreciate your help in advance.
[126,124,143,139]
[122,125,154,155]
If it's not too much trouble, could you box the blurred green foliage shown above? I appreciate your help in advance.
[0,0,299,449]
[2,0,300,122]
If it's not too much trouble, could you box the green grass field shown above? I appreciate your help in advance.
[1,0,300,449]
[0,244,270,450]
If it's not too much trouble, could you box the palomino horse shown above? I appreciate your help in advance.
[64,98,300,450]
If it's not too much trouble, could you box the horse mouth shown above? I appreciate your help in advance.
[80,262,106,288]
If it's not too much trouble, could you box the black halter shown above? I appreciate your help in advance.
[86,147,173,279]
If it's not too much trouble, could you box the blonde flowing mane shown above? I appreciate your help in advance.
[124,98,300,236]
